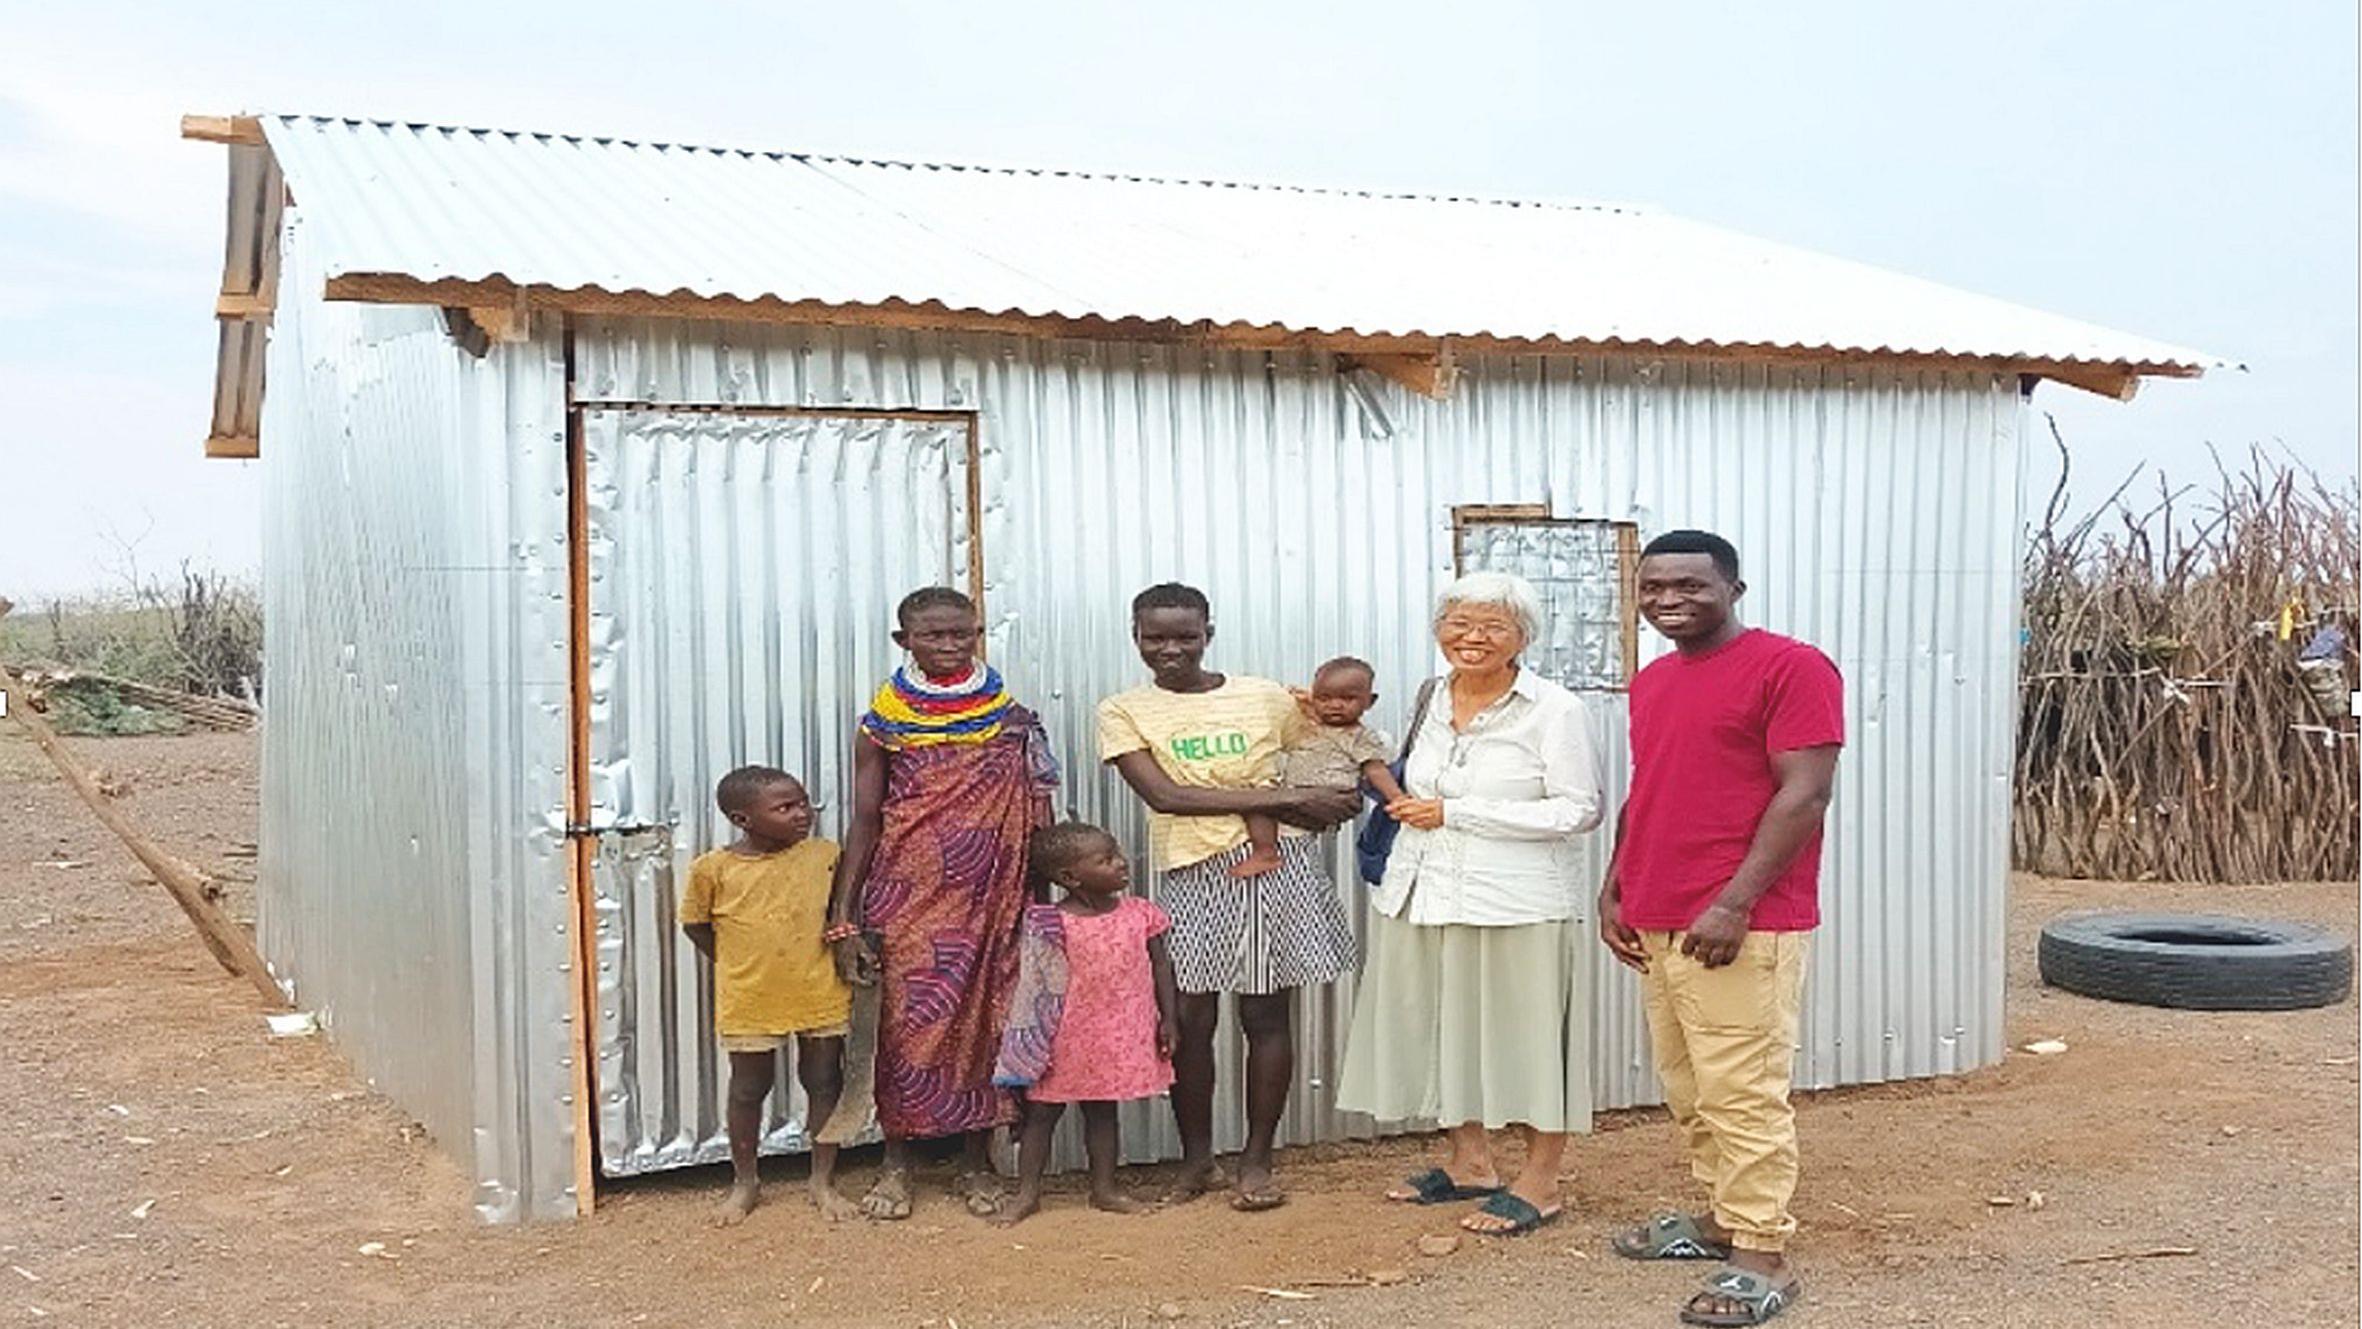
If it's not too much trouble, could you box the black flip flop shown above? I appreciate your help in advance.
[1460,1190,1560,1236]
[1391,1166,1504,1205]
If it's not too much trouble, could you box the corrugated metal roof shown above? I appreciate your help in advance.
[252,114,2215,372]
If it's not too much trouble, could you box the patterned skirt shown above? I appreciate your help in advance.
[1157,836,1357,996]
[859,718,1049,1139]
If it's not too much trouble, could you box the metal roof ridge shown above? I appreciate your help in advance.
[258,111,1653,216]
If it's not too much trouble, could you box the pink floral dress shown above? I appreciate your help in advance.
[1030,898,1175,1104]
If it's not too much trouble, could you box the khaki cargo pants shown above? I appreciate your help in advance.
[1637,929,1811,1252]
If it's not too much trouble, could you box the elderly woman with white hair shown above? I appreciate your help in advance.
[1335,570,1605,1237]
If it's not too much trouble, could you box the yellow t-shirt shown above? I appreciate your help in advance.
[1097,676,1312,870]
[679,838,851,1037]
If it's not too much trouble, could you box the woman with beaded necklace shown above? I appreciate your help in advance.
[830,586,1058,1221]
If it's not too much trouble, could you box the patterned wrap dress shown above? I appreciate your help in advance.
[858,700,1056,1139]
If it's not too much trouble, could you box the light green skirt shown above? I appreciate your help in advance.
[1334,911,1592,1134]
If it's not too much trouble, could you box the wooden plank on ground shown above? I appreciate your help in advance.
[0,614,286,1008]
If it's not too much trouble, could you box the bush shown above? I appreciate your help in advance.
[3,564,263,701]
[41,681,185,737]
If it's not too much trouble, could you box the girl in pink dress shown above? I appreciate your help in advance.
[991,821,1179,1225]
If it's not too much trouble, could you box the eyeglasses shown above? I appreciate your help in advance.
[1437,617,1521,643]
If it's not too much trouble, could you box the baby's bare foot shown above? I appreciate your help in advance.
[1229,849,1283,879]
[711,1179,761,1226]
[1090,1190,1150,1215]
[989,1191,1042,1227]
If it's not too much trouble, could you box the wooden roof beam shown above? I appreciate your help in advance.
[318,273,2196,393]
[181,114,265,146]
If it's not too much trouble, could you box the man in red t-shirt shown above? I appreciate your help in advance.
[1599,530,1842,1327]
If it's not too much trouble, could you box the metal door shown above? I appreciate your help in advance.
[580,407,975,1176]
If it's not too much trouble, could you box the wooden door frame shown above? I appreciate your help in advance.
[560,335,986,1209]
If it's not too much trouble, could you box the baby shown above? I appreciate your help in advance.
[1235,656,1407,878]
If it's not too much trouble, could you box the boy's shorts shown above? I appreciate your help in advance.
[719,1023,849,1054]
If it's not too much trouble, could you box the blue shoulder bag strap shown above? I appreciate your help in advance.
[1355,675,1440,885]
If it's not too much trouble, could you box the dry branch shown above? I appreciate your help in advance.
[2058,1245,2200,1267]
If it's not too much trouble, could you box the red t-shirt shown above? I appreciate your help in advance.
[1617,629,1844,931]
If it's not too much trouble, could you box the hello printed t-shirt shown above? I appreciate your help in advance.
[1097,676,1311,870]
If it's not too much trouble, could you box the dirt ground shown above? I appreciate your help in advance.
[2,729,2355,1328]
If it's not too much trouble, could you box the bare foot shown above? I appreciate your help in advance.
[711,1179,760,1226]
[859,1169,912,1221]
[1090,1190,1150,1215]
[1231,1161,1286,1212]
[989,1190,1041,1227]
[1229,848,1283,879]
[1459,1183,1561,1235]
[809,1180,861,1221]
[956,1169,1005,1218]
[1385,1164,1500,1202]
[1162,1160,1229,1205]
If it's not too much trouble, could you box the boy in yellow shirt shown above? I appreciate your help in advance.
[681,765,858,1224]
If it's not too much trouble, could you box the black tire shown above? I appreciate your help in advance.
[2038,912,2353,1011]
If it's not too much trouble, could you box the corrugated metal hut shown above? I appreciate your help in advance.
[183,112,2213,1221]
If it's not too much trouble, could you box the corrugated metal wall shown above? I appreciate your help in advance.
[570,317,2022,1165]
[582,408,974,1173]
[259,212,580,1221]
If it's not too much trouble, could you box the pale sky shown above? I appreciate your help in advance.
[1,0,2353,598]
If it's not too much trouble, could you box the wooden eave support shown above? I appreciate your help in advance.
[321,273,2194,397]
[1341,347,1459,401]
[181,113,264,146]
[458,285,535,347]
[204,434,260,459]
[468,295,533,344]
[2041,361,2145,402]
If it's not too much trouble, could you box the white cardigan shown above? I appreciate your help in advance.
[1372,668,1605,926]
